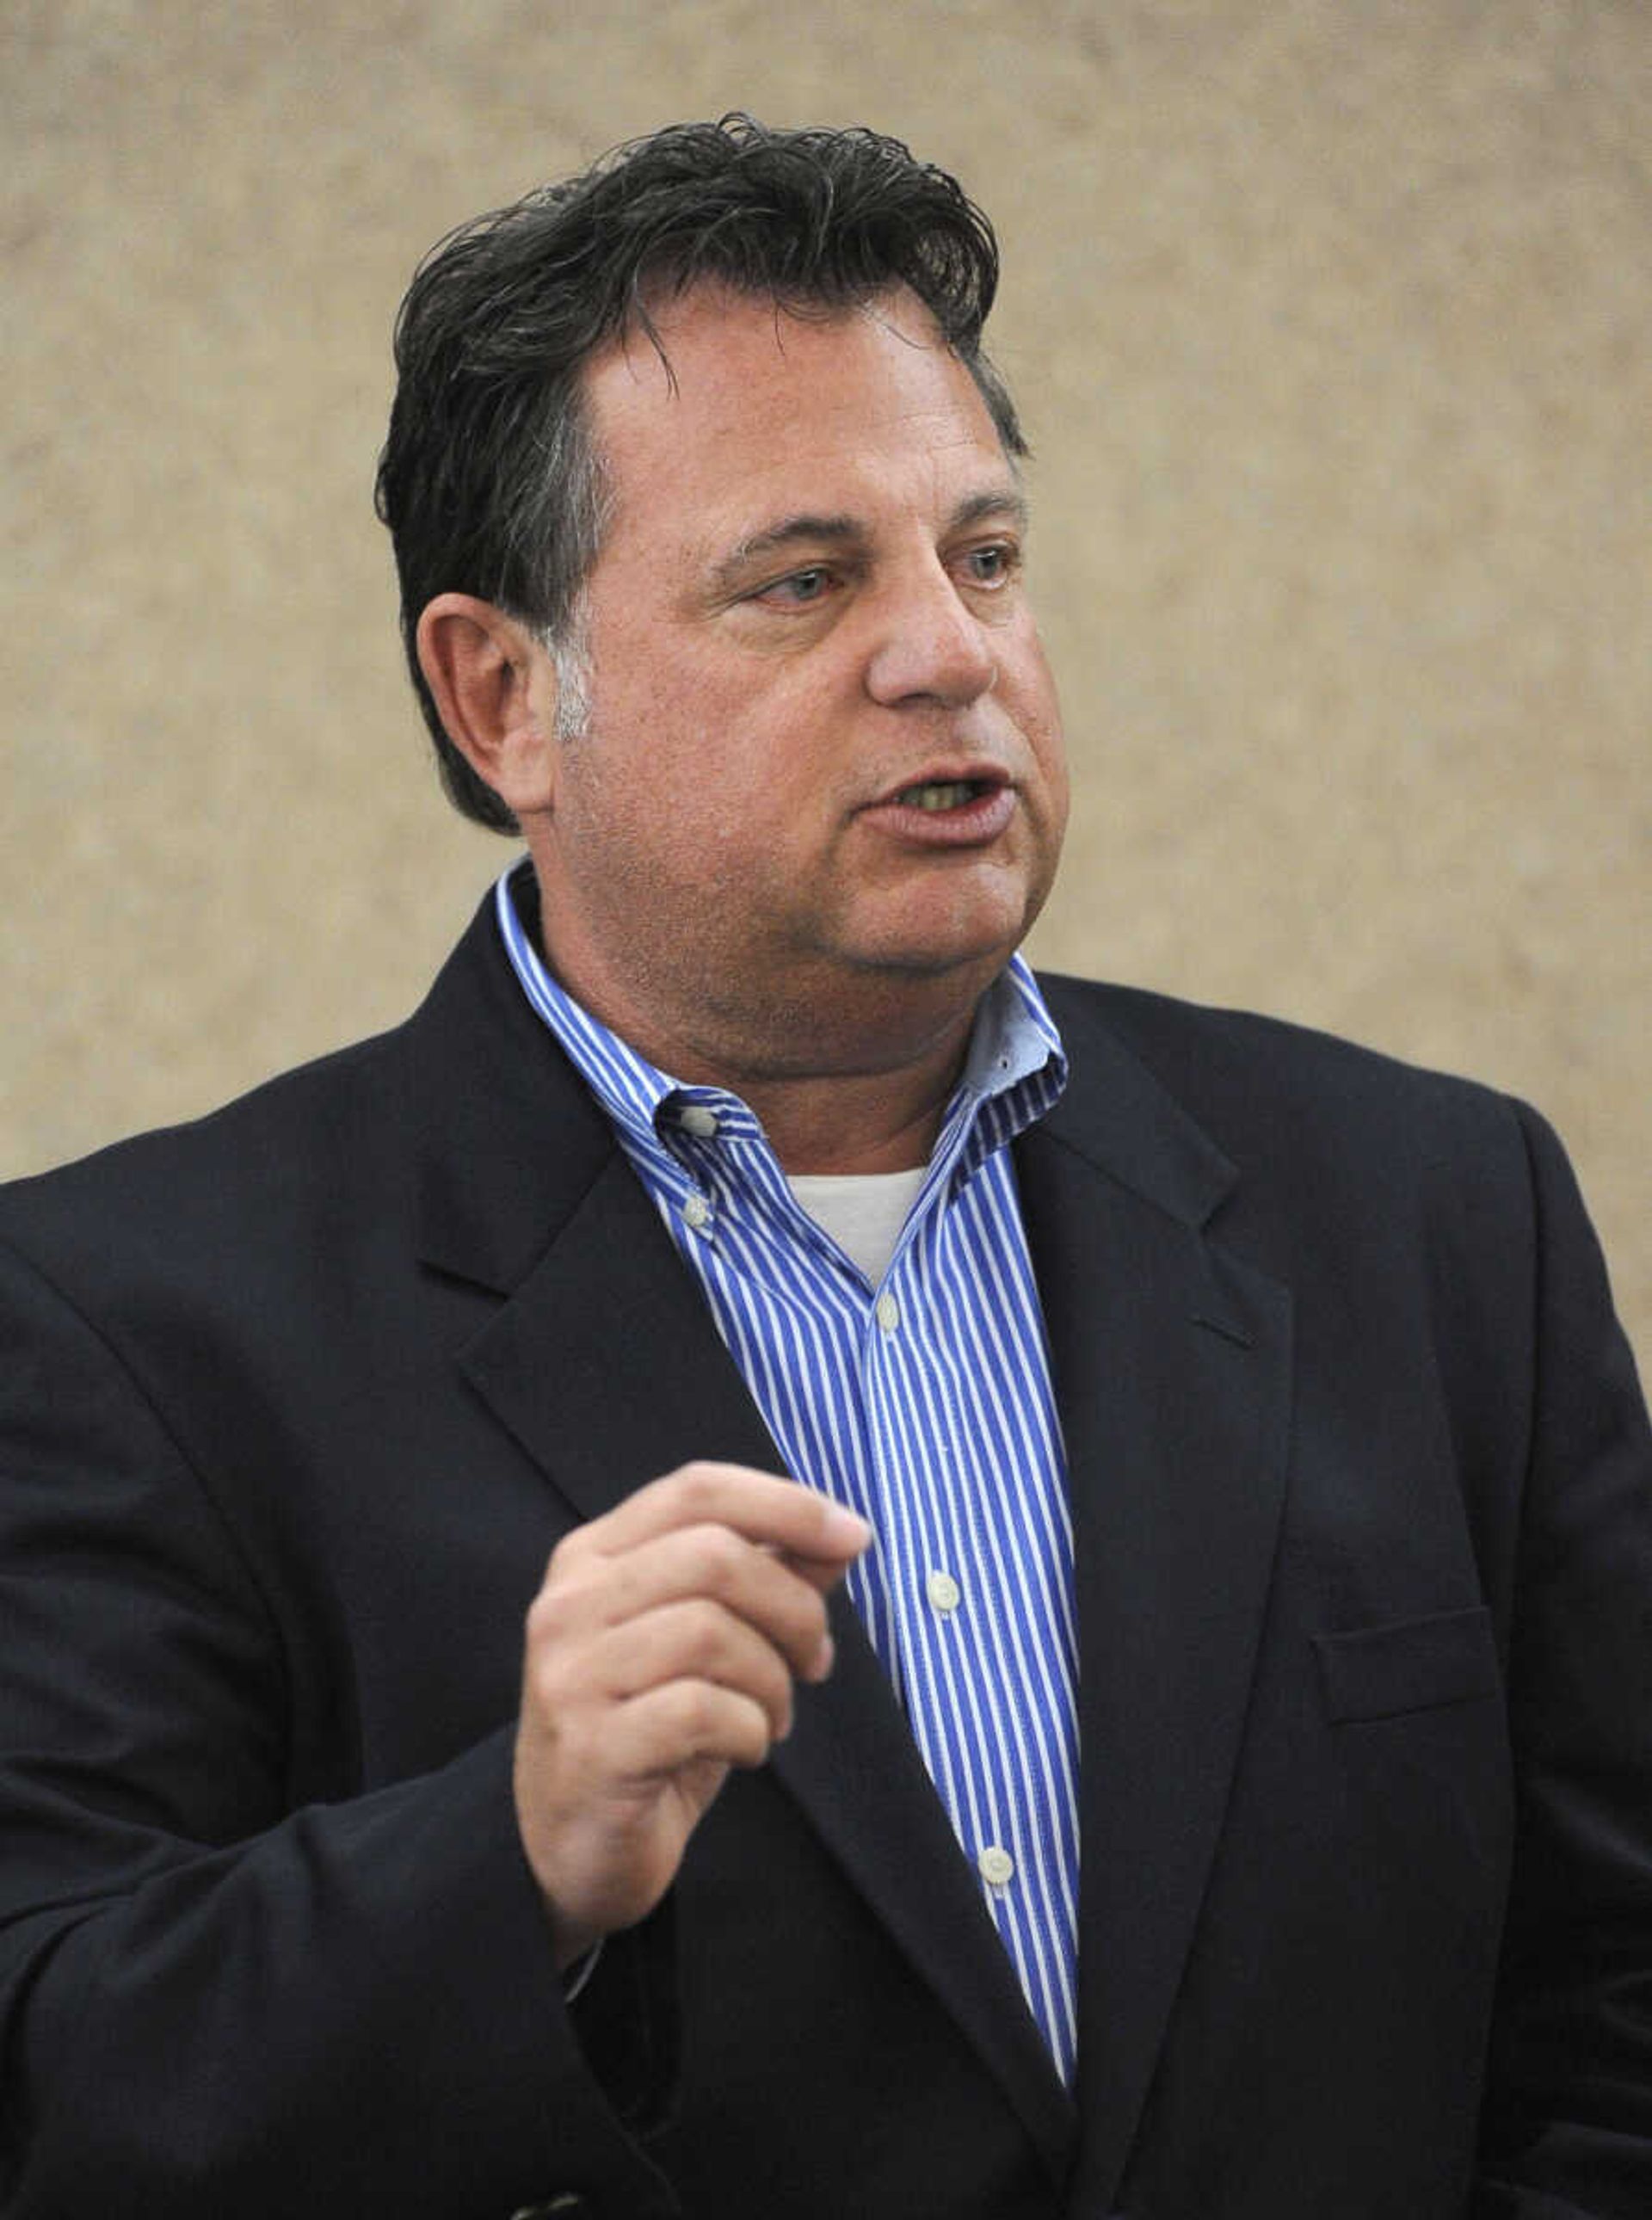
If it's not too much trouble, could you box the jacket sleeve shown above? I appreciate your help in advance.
[0,1235,681,2219]
[1470,1105,1652,2217]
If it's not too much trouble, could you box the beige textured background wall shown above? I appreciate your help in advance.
[5,0,1648,1364]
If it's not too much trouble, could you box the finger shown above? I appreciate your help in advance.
[774,1542,872,1598]
[605,1677,779,1778]
[572,1463,871,1569]
[593,1598,798,1744]
[537,1521,837,1684]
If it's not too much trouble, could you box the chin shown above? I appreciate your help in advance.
[874,896,1045,979]
[846,928,1026,990]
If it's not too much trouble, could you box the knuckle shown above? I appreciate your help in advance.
[525,1583,578,1651]
[771,1583,826,1659]
[522,1647,572,1720]
[685,1523,747,1591]
[672,1463,725,1518]
[545,1522,593,1578]
[737,1703,776,1767]
[683,1594,739,1661]
[752,1640,792,1705]
[666,1679,721,1744]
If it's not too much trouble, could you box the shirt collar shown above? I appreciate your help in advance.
[493,861,1067,1177]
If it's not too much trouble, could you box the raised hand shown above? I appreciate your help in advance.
[512,1462,872,1964]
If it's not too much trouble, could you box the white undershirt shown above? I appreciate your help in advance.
[786,1167,928,1286]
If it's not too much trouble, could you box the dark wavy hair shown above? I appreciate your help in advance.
[374,115,1025,831]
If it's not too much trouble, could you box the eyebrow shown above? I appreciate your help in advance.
[708,486,1030,595]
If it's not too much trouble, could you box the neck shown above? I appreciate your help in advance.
[523,868,998,1174]
[633,971,986,1174]
[735,1046,966,1175]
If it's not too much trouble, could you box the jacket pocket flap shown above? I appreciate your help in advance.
[1315,1606,1500,1724]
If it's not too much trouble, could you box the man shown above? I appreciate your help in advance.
[0,118,1648,2219]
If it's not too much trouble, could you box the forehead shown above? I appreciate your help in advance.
[579,284,1014,542]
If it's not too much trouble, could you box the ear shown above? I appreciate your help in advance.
[415,594,564,818]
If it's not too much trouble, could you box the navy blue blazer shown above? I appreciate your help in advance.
[1,884,1649,2217]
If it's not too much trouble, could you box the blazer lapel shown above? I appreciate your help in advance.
[406,899,1074,2180]
[459,1152,1076,2180]
[1020,983,1294,2212]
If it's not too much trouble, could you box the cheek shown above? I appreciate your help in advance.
[1045,745,1071,832]
[1000,620,1062,721]
[1020,668,1069,797]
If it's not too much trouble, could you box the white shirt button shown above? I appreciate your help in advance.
[926,1569,961,1614]
[875,1292,901,1334]
[677,1104,719,1138]
[682,1193,712,1232]
[977,1845,1015,1889]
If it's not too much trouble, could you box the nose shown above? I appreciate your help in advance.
[863,562,997,710]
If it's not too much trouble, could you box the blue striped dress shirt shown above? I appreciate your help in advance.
[496,870,1080,2082]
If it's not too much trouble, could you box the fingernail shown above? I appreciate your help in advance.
[825,1503,872,1546]
[812,1632,835,1680]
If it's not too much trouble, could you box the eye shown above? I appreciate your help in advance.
[959,541,1020,589]
[755,565,837,607]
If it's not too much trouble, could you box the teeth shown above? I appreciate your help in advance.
[897,781,978,811]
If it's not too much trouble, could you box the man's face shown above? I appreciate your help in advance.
[522,281,1068,1084]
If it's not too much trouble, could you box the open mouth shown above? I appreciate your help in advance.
[891,779,994,812]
